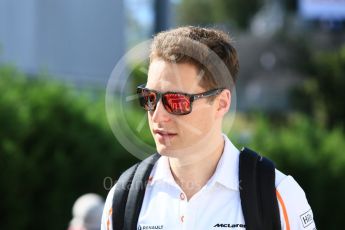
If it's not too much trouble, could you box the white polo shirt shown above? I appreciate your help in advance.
[101,135,316,230]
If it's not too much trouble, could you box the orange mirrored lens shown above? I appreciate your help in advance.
[163,93,191,114]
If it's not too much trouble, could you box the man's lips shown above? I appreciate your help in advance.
[153,130,177,141]
[153,129,177,136]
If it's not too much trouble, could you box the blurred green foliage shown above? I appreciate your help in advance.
[292,44,345,130]
[228,114,345,229]
[177,0,262,29]
[0,66,137,230]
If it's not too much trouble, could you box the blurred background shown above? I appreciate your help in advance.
[1,0,345,229]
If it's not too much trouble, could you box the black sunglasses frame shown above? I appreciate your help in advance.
[136,84,224,115]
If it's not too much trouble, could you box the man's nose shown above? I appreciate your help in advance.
[151,100,171,123]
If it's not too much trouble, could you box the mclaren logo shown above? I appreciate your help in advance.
[213,223,246,228]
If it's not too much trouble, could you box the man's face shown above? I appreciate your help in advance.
[146,59,220,157]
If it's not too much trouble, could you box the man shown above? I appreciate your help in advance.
[101,26,316,230]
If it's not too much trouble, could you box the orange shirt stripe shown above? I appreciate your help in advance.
[107,208,113,230]
[276,190,290,230]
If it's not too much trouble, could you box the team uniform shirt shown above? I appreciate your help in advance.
[101,135,316,230]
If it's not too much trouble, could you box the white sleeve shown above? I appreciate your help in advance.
[276,176,317,230]
[101,184,116,230]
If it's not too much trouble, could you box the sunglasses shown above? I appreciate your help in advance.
[136,84,224,115]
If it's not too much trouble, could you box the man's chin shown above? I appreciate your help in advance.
[155,144,182,157]
[156,146,173,156]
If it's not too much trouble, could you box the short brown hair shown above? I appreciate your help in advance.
[149,26,239,91]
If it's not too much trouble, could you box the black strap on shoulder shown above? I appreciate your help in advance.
[112,163,138,230]
[239,147,281,230]
[112,153,160,230]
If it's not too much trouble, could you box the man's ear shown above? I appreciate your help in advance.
[215,89,231,119]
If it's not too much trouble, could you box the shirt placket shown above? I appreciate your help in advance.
[178,191,188,230]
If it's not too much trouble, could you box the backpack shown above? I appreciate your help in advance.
[111,147,281,230]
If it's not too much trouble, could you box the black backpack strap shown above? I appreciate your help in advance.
[112,153,160,230]
[239,147,281,230]
[112,163,139,230]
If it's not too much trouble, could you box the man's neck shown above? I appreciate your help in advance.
[168,134,225,200]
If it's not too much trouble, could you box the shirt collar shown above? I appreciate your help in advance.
[207,134,240,191]
[150,155,176,186]
[149,134,240,191]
